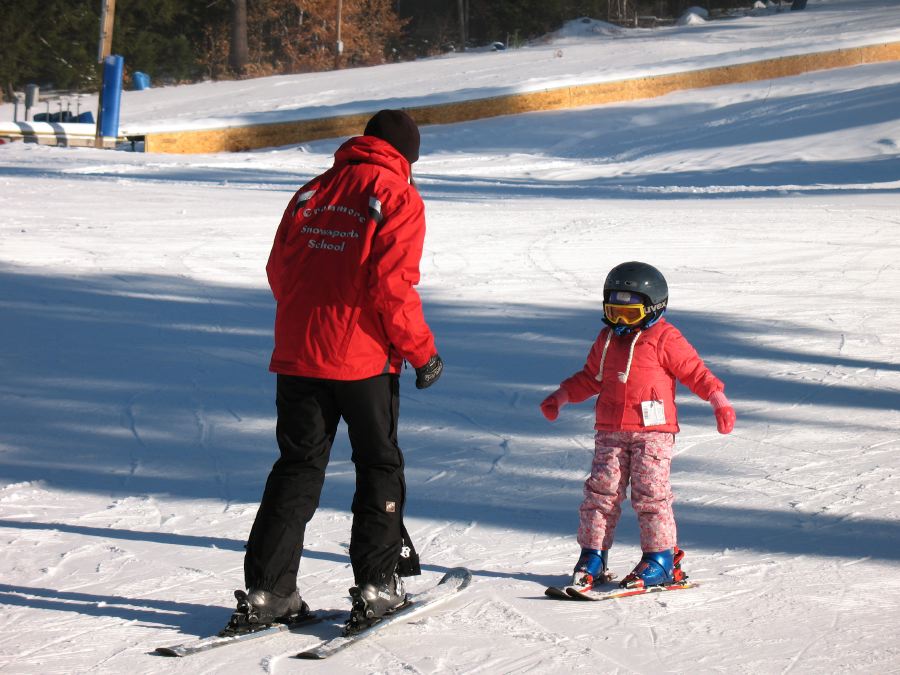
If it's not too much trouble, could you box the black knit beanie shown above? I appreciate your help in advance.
[364,109,420,164]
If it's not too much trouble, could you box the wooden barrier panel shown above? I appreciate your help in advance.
[143,41,900,154]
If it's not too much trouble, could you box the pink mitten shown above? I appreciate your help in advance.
[709,391,735,434]
[540,388,569,421]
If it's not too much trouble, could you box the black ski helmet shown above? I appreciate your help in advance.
[603,261,668,329]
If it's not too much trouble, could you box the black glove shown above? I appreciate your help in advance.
[415,354,443,389]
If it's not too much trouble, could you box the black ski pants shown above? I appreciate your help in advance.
[243,373,420,597]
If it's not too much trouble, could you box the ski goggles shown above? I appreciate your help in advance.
[604,290,648,325]
[604,302,647,325]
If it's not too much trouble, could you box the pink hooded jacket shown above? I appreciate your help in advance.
[558,318,723,433]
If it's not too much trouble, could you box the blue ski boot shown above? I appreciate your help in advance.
[620,546,686,589]
[570,548,612,590]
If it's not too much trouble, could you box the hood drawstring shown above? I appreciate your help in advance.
[595,330,642,383]
[594,331,612,382]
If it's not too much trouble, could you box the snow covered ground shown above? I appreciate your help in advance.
[1,1,899,672]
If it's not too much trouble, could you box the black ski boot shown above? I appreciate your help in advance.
[345,573,408,635]
[220,588,309,636]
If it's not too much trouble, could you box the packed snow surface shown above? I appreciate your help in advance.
[0,1,899,673]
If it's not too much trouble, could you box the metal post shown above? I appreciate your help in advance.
[24,84,39,121]
[95,0,117,147]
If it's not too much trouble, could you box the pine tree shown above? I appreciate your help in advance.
[0,0,97,99]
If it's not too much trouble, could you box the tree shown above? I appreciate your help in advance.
[230,0,250,75]
[248,0,407,74]
[0,0,758,101]
[114,0,218,84]
[0,0,97,100]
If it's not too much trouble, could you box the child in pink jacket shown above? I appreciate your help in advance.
[541,261,735,590]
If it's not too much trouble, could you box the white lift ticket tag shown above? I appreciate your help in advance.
[641,400,666,426]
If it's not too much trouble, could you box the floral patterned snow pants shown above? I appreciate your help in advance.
[577,430,677,552]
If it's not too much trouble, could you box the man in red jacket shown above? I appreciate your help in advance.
[229,110,443,633]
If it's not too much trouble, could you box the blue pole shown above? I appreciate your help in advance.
[99,55,124,143]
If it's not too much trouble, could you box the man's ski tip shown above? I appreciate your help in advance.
[440,566,473,589]
[296,650,327,660]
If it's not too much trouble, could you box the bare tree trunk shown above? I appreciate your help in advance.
[335,0,344,70]
[230,0,249,75]
[457,0,466,51]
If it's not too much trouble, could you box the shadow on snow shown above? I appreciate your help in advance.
[0,266,898,569]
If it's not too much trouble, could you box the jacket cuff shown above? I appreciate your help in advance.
[409,351,436,369]
[708,390,730,410]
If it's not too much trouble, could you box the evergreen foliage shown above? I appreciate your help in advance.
[1,0,98,99]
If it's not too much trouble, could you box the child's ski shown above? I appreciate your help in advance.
[544,583,596,599]
[566,580,698,601]
[544,584,575,599]
[544,572,616,600]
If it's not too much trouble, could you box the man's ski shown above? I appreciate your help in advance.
[295,567,472,660]
[155,610,342,657]
[566,580,698,601]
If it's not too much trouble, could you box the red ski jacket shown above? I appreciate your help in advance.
[266,136,436,380]
[559,318,723,433]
